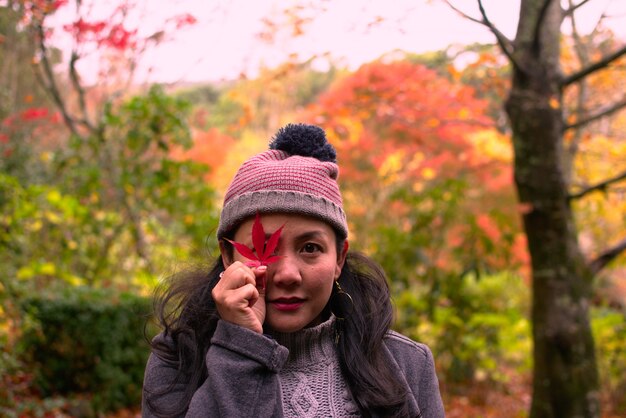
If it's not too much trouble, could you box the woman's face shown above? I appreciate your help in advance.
[229,213,347,333]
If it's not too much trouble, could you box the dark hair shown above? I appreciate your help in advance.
[146,247,410,417]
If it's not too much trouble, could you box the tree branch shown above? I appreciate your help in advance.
[563,0,593,17]
[443,0,522,71]
[561,44,626,87]
[439,119,496,129]
[568,170,626,200]
[589,238,626,275]
[444,0,483,25]
[34,18,95,138]
[562,0,589,186]
[564,97,626,131]
[477,0,522,70]
[69,50,97,134]
[532,0,553,53]
[33,22,83,139]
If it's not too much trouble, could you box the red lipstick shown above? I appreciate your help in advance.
[271,297,304,311]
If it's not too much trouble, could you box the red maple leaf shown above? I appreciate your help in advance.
[226,213,283,287]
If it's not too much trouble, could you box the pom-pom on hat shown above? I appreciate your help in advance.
[217,123,348,240]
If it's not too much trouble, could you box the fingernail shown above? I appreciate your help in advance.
[256,265,267,272]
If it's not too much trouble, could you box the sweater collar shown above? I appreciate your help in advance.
[267,315,337,367]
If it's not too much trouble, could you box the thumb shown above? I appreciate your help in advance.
[254,265,268,290]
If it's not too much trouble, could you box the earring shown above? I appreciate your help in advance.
[331,281,353,345]
[329,280,354,320]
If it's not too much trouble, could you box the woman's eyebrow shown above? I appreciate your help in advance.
[293,230,329,242]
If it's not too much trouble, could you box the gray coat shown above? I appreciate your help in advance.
[142,320,445,417]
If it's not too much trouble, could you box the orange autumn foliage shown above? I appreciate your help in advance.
[303,59,527,275]
[171,128,235,181]
[308,61,494,190]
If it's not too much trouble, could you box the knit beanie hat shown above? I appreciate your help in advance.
[217,124,348,240]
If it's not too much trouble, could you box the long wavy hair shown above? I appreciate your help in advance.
[145,237,410,417]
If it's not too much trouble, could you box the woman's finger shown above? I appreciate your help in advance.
[252,265,267,289]
[216,262,253,289]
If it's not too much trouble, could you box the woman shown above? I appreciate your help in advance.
[142,124,445,417]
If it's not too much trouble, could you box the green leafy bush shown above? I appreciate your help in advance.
[394,271,531,384]
[592,307,626,414]
[18,287,156,412]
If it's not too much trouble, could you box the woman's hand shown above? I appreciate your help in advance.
[212,262,267,334]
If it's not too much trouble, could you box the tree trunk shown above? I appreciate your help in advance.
[504,1,600,417]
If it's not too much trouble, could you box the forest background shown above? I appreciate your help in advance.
[1,0,625,417]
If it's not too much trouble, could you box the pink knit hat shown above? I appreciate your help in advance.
[217,124,348,239]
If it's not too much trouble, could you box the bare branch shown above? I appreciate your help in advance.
[444,0,483,24]
[568,0,589,60]
[564,97,626,131]
[562,45,626,87]
[33,22,83,139]
[568,170,626,200]
[590,238,626,274]
[69,51,97,134]
[565,0,609,38]
[563,0,593,17]
[562,0,589,186]
[476,0,521,69]
[443,0,522,71]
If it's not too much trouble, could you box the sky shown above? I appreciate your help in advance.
[47,0,626,85]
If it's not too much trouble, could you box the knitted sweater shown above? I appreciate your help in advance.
[142,318,445,417]
[270,318,359,417]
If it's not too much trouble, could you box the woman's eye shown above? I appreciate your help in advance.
[302,243,321,253]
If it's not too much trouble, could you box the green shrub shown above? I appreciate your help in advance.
[18,286,156,413]
[592,307,626,414]
[394,271,531,384]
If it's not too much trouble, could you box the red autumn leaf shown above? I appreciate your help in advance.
[226,213,283,270]
[21,107,49,121]
[169,13,198,30]
[228,240,257,262]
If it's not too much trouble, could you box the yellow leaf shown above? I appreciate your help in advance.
[39,152,52,162]
[378,150,405,181]
[469,130,512,161]
[62,273,84,286]
[422,167,436,180]
[29,220,43,232]
[40,262,56,275]
[44,211,61,224]
[17,267,34,280]
[47,190,61,204]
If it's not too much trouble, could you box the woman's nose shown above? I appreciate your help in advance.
[269,254,301,287]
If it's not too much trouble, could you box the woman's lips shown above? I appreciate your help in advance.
[271,297,304,311]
